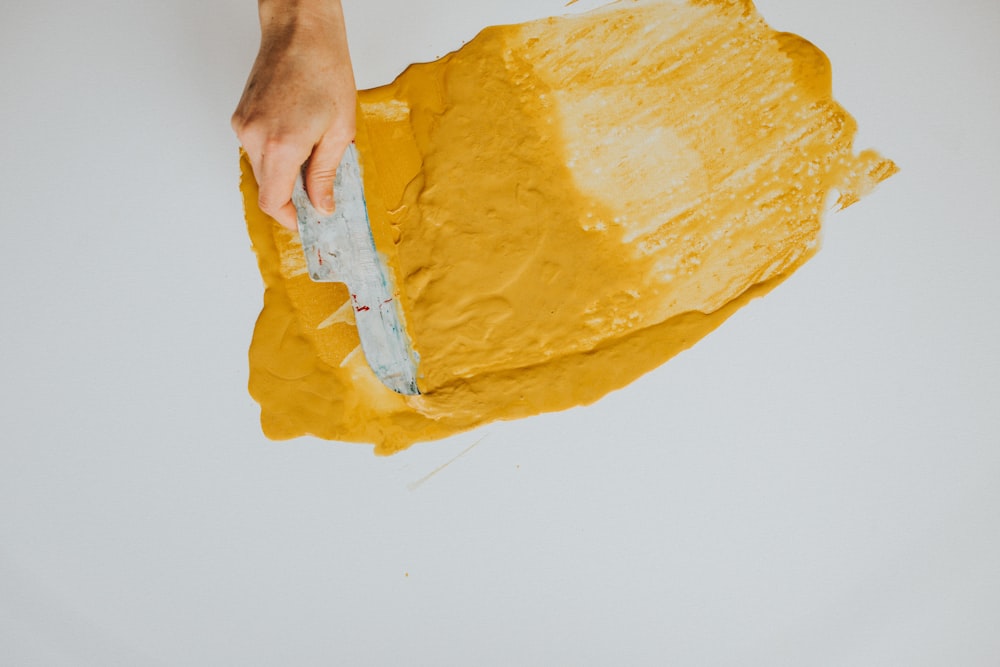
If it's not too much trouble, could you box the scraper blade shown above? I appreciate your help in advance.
[292,144,420,395]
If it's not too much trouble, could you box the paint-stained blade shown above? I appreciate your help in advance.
[292,144,420,395]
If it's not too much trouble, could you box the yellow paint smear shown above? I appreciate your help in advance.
[240,0,896,454]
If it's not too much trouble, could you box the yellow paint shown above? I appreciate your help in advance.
[240,0,896,454]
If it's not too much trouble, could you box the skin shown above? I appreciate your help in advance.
[232,0,357,230]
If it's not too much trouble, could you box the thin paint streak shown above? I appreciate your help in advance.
[407,436,487,491]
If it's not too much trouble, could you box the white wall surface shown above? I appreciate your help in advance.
[1,0,998,664]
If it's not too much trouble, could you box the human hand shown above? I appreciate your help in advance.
[232,0,357,230]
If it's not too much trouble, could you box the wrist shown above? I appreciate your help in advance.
[258,0,344,35]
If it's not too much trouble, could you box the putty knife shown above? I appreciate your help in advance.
[292,144,420,395]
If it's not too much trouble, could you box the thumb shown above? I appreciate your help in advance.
[305,135,351,215]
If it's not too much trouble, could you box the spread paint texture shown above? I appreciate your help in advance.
[239,0,897,453]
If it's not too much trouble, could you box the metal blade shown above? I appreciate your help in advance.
[292,144,420,395]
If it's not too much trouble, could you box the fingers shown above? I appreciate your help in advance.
[253,139,308,231]
[231,0,357,232]
[305,131,352,215]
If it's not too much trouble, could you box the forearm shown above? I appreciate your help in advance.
[258,0,347,37]
[256,0,352,80]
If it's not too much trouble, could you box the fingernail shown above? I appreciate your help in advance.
[321,195,334,214]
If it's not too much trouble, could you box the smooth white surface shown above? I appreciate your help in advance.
[1,0,998,664]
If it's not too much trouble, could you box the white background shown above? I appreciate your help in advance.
[2,0,998,664]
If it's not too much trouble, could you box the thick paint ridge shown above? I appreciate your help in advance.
[241,0,896,453]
